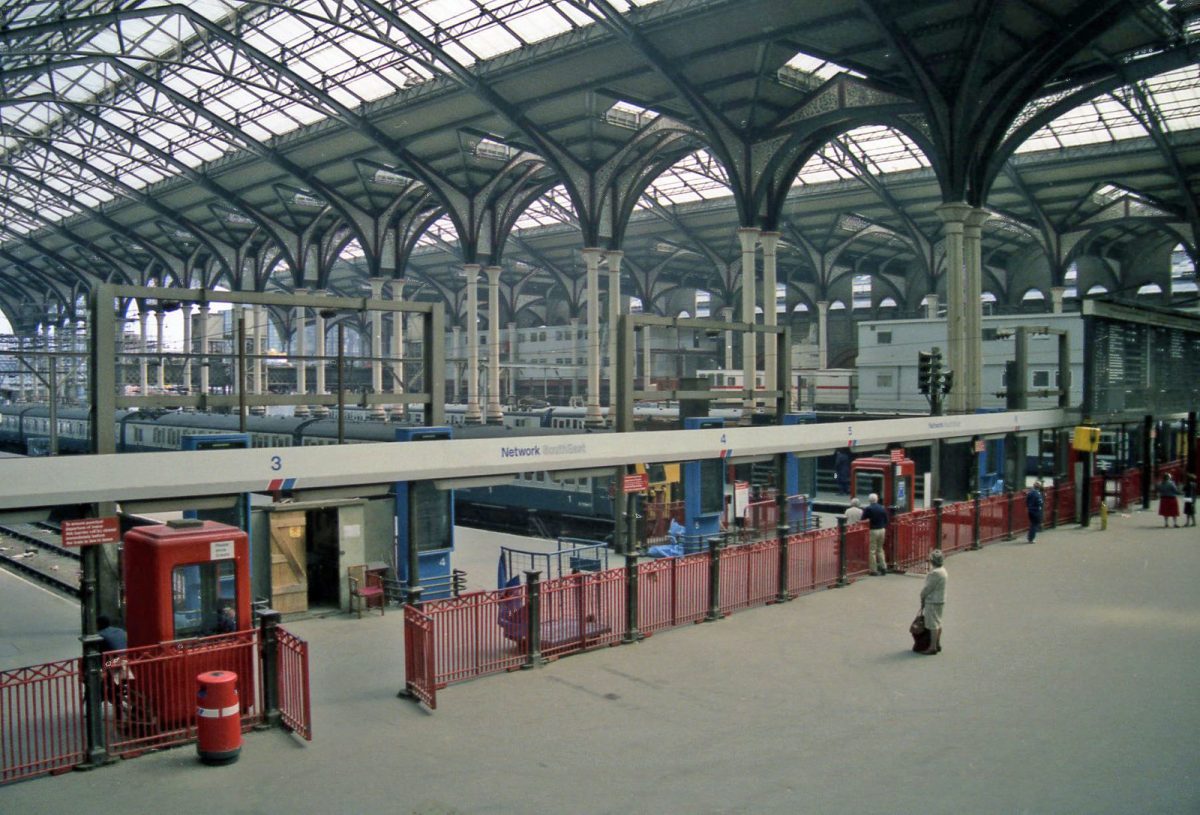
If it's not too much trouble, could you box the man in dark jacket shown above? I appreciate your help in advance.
[1025,481,1044,542]
[861,493,889,575]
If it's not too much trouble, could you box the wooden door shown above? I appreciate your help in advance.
[269,511,308,614]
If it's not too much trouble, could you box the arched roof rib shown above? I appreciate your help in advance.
[0,0,1196,326]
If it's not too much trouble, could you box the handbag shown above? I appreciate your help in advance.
[910,613,931,653]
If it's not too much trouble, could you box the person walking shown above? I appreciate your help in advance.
[844,497,864,525]
[1158,473,1180,528]
[1183,474,1196,527]
[1025,481,1045,542]
[862,493,889,575]
[918,550,947,656]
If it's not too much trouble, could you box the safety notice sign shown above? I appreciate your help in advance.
[61,517,121,547]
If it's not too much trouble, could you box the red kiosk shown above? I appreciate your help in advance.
[850,454,916,514]
[122,519,255,726]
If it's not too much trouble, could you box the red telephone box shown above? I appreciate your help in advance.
[123,519,252,648]
[850,456,916,514]
[122,520,255,726]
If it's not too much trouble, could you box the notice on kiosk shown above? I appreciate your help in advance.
[61,517,121,548]
[210,540,235,560]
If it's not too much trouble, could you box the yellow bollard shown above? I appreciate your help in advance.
[1099,501,1108,531]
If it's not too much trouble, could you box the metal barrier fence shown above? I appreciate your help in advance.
[638,553,710,634]
[718,540,779,615]
[104,631,262,757]
[0,657,86,784]
[540,570,626,659]
[1,620,309,785]
[786,525,842,593]
[276,627,312,741]
[403,484,1107,708]
[403,605,437,710]
[892,509,936,573]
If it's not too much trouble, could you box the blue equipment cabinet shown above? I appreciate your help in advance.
[783,413,816,529]
[682,417,726,549]
[395,427,455,600]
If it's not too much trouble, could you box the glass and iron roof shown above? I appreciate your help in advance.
[0,0,1196,315]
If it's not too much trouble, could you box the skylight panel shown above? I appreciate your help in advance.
[506,6,575,43]
[457,27,523,62]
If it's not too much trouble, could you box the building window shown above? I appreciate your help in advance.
[1032,371,1050,387]
[876,331,892,344]
[876,374,893,388]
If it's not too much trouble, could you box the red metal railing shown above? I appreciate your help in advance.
[404,490,1113,706]
[1048,482,1076,524]
[276,627,312,740]
[892,509,936,573]
[426,586,528,687]
[638,553,710,635]
[978,494,1009,545]
[403,605,437,710]
[718,539,779,614]
[539,569,626,659]
[786,526,842,594]
[1118,468,1142,508]
[104,630,262,757]
[941,501,974,553]
[0,657,86,784]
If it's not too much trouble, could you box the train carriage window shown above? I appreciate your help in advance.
[171,560,238,639]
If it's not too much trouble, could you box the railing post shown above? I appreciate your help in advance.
[776,522,791,603]
[971,492,982,550]
[835,516,849,588]
[1049,483,1059,529]
[258,608,282,728]
[1005,489,1014,541]
[77,633,110,769]
[705,537,723,621]
[523,570,544,667]
[623,553,643,643]
[934,498,944,551]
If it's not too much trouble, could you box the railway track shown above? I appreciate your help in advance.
[0,522,82,597]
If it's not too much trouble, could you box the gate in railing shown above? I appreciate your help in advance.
[403,604,437,710]
[276,627,312,741]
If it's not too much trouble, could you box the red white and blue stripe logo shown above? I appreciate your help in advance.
[267,478,297,491]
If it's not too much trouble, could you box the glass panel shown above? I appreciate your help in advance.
[171,560,238,639]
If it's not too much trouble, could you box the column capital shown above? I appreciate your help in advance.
[603,249,624,264]
[484,265,502,284]
[736,226,761,252]
[366,277,386,295]
[964,208,991,231]
[389,279,405,297]
[758,231,781,253]
[935,201,973,229]
[581,246,604,265]
[461,262,481,279]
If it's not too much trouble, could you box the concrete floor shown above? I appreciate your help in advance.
[4,508,1199,815]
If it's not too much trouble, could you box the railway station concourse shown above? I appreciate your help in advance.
[0,1,1199,812]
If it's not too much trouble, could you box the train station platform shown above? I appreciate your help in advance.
[3,508,1198,815]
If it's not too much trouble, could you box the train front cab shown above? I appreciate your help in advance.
[849,456,915,514]
[122,519,255,725]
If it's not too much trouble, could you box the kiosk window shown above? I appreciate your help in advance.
[411,480,452,552]
[855,471,884,503]
[699,459,724,514]
[171,560,237,639]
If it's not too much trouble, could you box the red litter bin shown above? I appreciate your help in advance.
[196,671,242,765]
